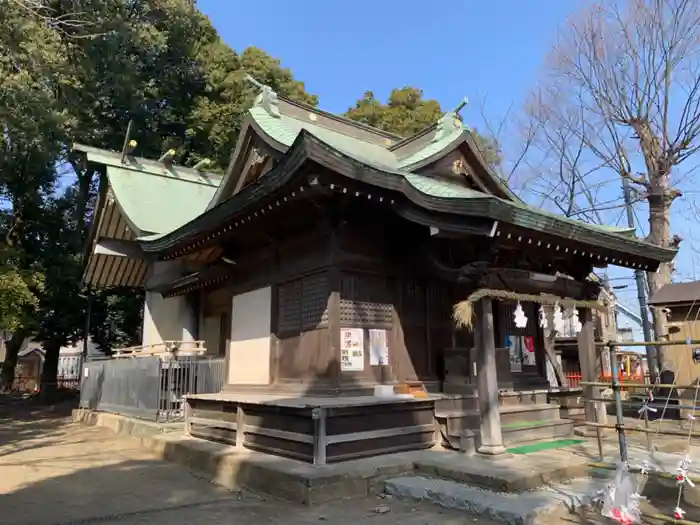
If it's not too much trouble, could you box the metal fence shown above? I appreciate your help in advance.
[79,356,226,422]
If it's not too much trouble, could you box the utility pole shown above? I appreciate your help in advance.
[621,176,657,377]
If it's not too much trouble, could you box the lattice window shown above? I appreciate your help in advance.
[277,280,302,332]
[301,273,330,329]
[400,278,426,323]
[426,282,452,320]
[277,273,329,333]
[339,272,393,327]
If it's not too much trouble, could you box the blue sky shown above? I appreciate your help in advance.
[198,0,577,119]
[197,0,696,318]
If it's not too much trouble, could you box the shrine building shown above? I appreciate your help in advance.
[78,80,676,464]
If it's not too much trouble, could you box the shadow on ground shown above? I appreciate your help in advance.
[0,447,475,525]
[0,396,78,458]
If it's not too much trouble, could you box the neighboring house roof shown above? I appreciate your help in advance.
[648,281,700,306]
[18,346,45,360]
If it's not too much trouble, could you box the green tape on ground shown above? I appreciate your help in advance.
[506,439,585,455]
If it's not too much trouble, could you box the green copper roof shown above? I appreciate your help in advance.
[251,106,398,170]
[404,174,489,199]
[75,144,223,235]
[250,106,466,173]
[107,165,220,234]
[250,107,636,239]
[396,129,464,169]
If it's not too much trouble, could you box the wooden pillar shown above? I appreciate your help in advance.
[475,297,506,455]
[577,308,607,434]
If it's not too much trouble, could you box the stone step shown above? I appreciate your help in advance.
[498,418,575,447]
[548,389,584,408]
[499,390,550,406]
[560,407,585,421]
[440,417,575,451]
[434,393,478,412]
[383,475,605,525]
[436,404,563,435]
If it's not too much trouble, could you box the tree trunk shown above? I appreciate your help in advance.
[0,331,29,392]
[40,339,61,400]
[646,172,673,370]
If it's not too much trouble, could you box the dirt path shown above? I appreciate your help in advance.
[0,399,489,525]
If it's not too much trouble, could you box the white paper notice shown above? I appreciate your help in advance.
[340,328,364,371]
[369,329,389,366]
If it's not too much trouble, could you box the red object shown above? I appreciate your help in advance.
[611,508,633,524]
[523,336,535,353]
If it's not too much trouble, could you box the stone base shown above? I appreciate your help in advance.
[73,408,598,504]
[477,443,508,455]
[384,475,607,525]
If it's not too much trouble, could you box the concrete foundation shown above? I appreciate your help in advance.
[73,408,700,522]
[72,409,593,502]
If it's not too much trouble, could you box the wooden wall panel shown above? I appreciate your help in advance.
[275,328,335,384]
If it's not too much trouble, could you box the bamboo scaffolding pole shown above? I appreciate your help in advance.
[581,381,700,389]
[642,513,700,525]
[607,339,700,348]
[609,344,628,461]
[585,396,700,411]
[588,461,700,484]
[583,421,700,438]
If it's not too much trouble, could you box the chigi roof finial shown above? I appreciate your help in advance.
[433,96,468,143]
[245,74,281,118]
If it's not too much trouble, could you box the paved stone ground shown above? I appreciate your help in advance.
[0,398,494,525]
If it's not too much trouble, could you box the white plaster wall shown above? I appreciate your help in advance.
[141,260,199,346]
[142,292,187,345]
[227,287,272,385]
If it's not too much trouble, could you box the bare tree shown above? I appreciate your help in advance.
[475,98,540,187]
[527,0,700,367]
[5,0,96,38]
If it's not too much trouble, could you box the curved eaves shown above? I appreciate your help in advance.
[104,186,146,237]
[298,134,676,265]
[138,131,312,254]
[205,114,294,211]
[81,174,110,265]
[397,132,467,172]
[398,130,521,204]
[461,131,523,203]
[139,129,677,266]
